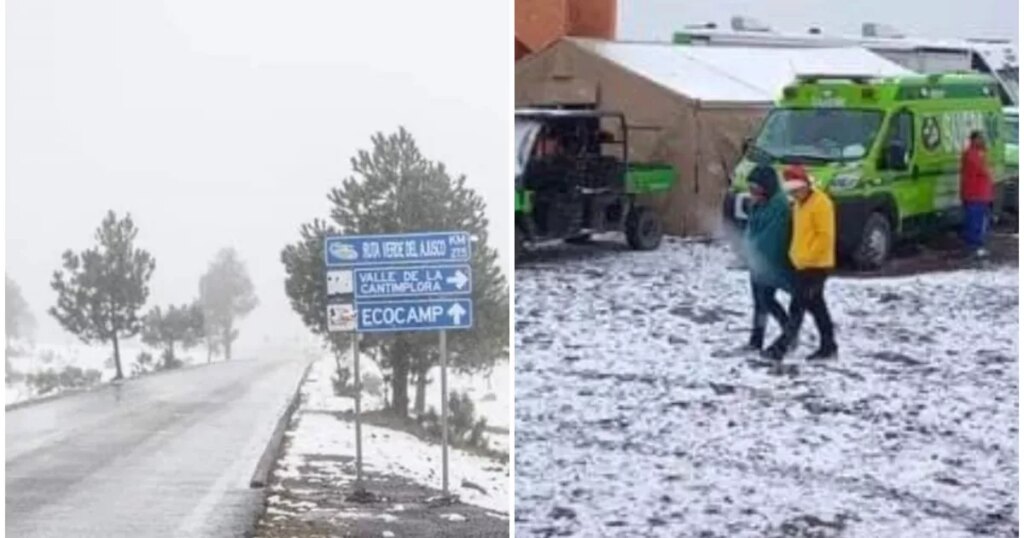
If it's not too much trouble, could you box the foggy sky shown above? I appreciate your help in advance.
[621,0,1018,44]
[6,0,510,352]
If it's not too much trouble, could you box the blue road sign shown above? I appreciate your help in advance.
[354,264,472,301]
[356,298,473,333]
[325,231,471,268]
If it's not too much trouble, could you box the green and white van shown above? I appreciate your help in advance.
[1004,107,1018,214]
[724,73,1006,268]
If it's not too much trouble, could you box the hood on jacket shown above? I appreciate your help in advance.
[747,164,780,198]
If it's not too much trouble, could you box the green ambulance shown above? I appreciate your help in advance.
[724,73,1006,268]
[1004,107,1018,214]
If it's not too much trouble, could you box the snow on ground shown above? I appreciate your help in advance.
[275,353,510,514]
[304,346,510,453]
[515,238,1018,537]
[5,341,160,405]
[301,352,387,413]
[423,359,511,432]
[419,358,511,455]
[278,413,508,513]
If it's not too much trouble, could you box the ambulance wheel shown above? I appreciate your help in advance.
[626,206,662,250]
[852,212,892,270]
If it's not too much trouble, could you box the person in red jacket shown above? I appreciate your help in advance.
[960,130,994,257]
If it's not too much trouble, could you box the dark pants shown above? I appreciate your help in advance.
[779,270,835,350]
[751,280,788,333]
[961,202,990,250]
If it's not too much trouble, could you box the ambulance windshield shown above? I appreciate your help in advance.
[752,108,884,164]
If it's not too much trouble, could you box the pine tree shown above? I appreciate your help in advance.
[141,303,204,368]
[198,248,258,361]
[282,127,508,419]
[5,275,36,347]
[49,211,156,379]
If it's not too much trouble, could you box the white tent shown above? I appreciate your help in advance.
[574,38,914,104]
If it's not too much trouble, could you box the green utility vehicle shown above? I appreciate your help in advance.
[1004,107,1018,214]
[515,109,676,259]
[723,73,1006,269]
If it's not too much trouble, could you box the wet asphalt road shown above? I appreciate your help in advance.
[6,357,308,538]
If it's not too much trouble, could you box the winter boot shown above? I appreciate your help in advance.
[806,342,838,361]
[746,327,765,351]
[762,337,789,361]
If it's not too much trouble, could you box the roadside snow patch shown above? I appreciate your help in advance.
[278,354,510,514]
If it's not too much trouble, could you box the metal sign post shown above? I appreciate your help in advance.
[352,334,364,492]
[324,230,473,503]
[440,330,449,497]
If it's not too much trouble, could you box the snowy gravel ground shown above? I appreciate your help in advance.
[302,350,510,450]
[279,355,509,512]
[515,237,1018,538]
[256,352,510,536]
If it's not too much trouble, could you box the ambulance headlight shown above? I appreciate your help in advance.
[830,172,861,191]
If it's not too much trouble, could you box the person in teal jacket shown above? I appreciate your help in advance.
[743,164,796,351]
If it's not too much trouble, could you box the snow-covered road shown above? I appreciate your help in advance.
[6,357,307,537]
[515,238,1018,537]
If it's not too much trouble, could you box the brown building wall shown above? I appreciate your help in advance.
[515,0,616,60]
[567,0,616,41]
[516,0,568,57]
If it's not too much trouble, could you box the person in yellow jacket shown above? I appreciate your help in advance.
[765,165,837,361]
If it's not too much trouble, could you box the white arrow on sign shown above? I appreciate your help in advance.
[447,302,467,325]
[445,270,469,290]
